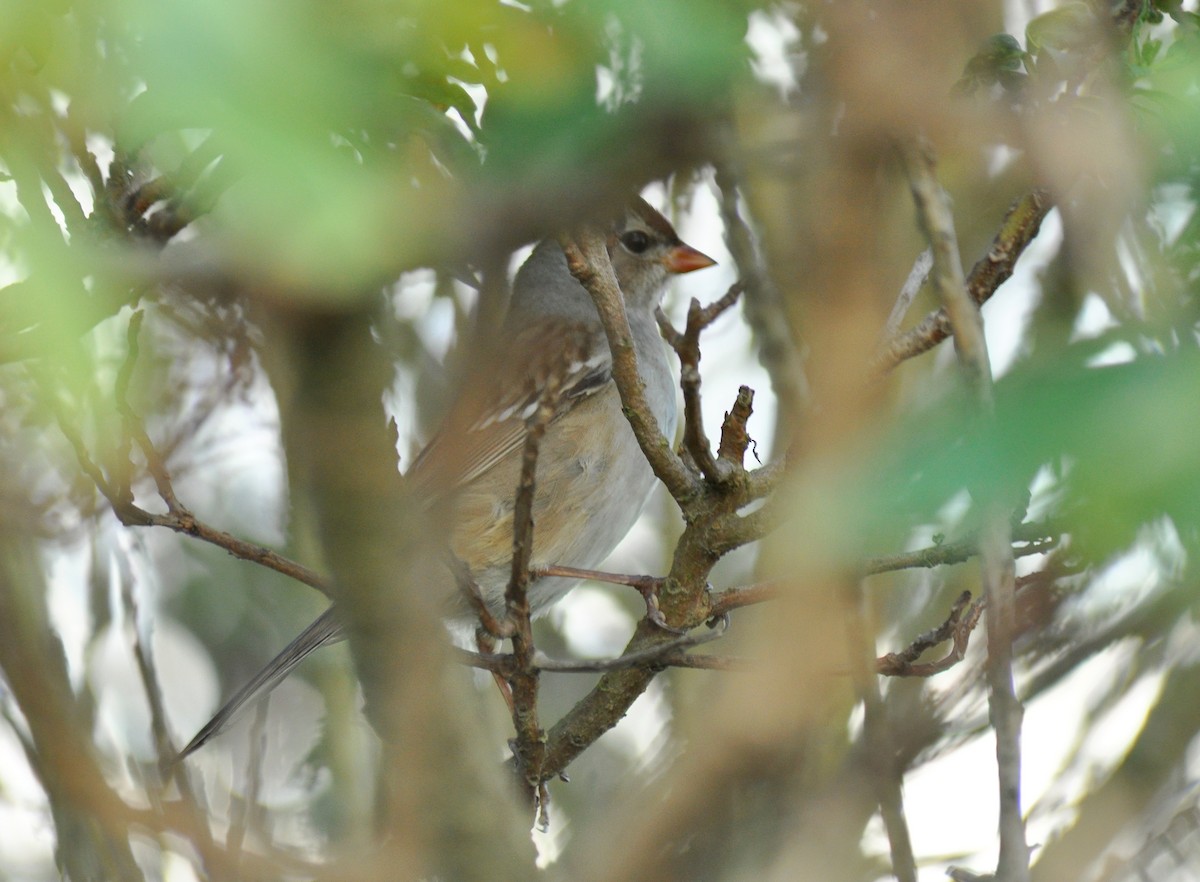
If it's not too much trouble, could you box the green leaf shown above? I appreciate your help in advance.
[1142,37,1163,66]
[956,33,1028,94]
[790,346,1200,570]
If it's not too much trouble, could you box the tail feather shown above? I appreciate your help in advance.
[175,607,344,762]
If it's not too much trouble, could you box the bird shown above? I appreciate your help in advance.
[177,196,716,760]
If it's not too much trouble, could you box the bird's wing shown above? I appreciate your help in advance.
[179,319,612,759]
[175,607,344,762]
[407,317,611,495]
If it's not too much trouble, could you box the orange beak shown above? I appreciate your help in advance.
[662,243,717,274]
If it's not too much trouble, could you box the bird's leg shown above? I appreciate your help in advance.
[534,564,685,634]
[451,555,517,710]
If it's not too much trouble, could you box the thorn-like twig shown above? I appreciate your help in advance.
[875,591,984,677]
[657,284,744,483]
[717,385,755,466]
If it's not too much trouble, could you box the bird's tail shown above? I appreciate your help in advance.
[175,606,344,762]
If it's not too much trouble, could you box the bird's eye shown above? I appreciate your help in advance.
[620,230,651,254]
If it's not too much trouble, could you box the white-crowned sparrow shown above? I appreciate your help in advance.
[179,197,715,759]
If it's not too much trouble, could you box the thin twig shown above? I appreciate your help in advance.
[533,621,726,672]
[115,311,181,511]
[707,524,1057,619]
[882,247,933,339]
[862,528,1057,576]
[504,334,576,813]
[456,618,729,674]
[226,698,271,866]
[41,359,330,597]
[875,590,985,677]
[533,565,678,632]
[115,546,216,871]
[849,580,918,882]
[452,554,511,638]
[654,653,748,671]
[708,581,780,617]
[904,138,1029,881]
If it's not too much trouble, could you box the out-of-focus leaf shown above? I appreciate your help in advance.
[1127,26,1200,178]
[403,74,480,136]
[106,0,489,292]
[955,34,1029,95]
[1026,2,1099,52]
[1136,36,1164,69]
[0,0,70,73]
[794,345,1200,571]
[603,0,751,96]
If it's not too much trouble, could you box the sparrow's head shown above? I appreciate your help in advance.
[608,196,716,309]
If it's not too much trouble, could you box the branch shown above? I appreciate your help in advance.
[713,161,808,434]
[560,230,698,502]
[743,455,788,501]
[225,699,270,863]
[875,590,984,677]
[872,188,1053,374]
[39,325,330,598]
[456,619,730,674]
[861,525,1057,577]
[116,555,213,840]
[716,384,755,467]
[115,311,181,510]
[503,334,576,813]
[532,620,727,672]
[533,564,678,632]
[881,247,933,339]
[904,140,986,386]
[904,138,1029,880]
[0,539,144,881]
[709,494,788,554]
[708,581,780,617]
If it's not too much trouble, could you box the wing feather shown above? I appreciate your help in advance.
[408,317,610,494]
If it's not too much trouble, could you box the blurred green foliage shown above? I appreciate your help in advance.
[0,0,753,327]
